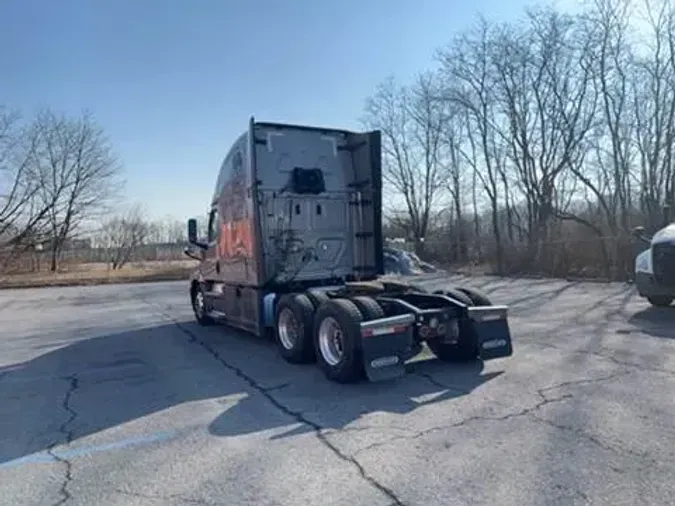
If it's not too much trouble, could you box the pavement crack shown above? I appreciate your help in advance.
[47,375,78,506]
[528,371,657,465]
[378,370,633,461]
[115,489,214,505]
[330,424,414,435]
[147,303,407,506]
[528,412,658,465]
[353,390,573,456]
[538,370,631,397]
[520,336,675,378]
[263,382,290,392]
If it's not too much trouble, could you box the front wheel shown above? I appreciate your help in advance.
[191,283,215,326]
[648,296,673,307]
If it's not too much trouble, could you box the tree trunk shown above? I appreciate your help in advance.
[50,244,58,272]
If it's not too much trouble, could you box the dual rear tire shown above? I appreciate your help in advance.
[273,283,493,380]
[274,293,383,383]
[426,286,492,363]
[274,293,316,364]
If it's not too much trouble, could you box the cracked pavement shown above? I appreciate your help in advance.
[1,274,675,505]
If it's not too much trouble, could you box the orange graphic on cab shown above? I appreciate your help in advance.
[218,218,253,260]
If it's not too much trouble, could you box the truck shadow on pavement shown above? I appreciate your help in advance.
[207,358,503,440]
[627,306,675,339]
[189,319,503,439]
[0,320,502,466]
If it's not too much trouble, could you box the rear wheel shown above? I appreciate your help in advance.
[648,296,673,307]
[381,280,426,293]
[275,294,316,363]
[427,288,479,362]
[313,298,365,383]
[432,288,472,305]
[456,286,492,306]
[305,289,330,309]
[350,296,385,320]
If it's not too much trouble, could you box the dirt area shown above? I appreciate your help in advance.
[0,260,199,289]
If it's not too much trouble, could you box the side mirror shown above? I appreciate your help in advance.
[631,226,645,237]
[188,218,198,243]
[631,225,651,245]
[187,218,208,250]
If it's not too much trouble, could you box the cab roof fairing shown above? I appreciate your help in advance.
[652,223,675,245]
[211,130,248,205]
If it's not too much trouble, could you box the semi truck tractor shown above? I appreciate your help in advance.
[633,221,675,307]
[184,117,513,382]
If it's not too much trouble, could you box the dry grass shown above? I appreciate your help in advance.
[0,260,199,289]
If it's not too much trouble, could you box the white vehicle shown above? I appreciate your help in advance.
[633,222,675,307]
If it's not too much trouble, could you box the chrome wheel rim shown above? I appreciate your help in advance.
[318,316,344,366]
[278,307,300,350]
[194,291,205,318]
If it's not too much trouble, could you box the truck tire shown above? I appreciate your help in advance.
[432,288,473,305]
[648,296,673,307]
[456,286,492,306]
[350,296,385,320]
[427,288,479,362]
[305,289,330,310]
[313,298,366,383]
[191,282,215,326]
[275,293,316,364]
[382,280,426,293]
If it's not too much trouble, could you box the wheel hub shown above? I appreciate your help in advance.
[318,316,344,366]
[194,291,205,317]
[278,307,301,350]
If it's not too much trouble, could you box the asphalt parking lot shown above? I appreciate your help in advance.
[1,274,674,506]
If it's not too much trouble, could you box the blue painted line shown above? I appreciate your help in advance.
[0,430,177,470]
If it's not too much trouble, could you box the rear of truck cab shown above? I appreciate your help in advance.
[252,122,384,287]
[186,117,514,384]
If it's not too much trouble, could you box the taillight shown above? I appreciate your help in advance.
[361,324,409,338]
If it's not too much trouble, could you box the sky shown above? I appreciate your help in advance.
[1,0,582,224]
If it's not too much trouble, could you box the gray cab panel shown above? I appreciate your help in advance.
[253,123,381,285]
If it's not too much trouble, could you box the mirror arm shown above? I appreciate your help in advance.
[631,226,652,245]
[192,240,209,250]
[183,247,201,261]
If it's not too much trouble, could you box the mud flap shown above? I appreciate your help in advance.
[359,314,415,381]
[467,305,513,360]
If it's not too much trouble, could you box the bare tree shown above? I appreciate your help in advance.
[99,205,151,270]
[362,73,446,253]
[493,8,598,250]
[0,108,29,244]
[440,103,470,261]
[366,0,675,281]
[585,0,636,233]
[148,216,187,244]
[438,17,510,271]
[629,0,675,229]
[29,108,123,271]
[0,107,53,251]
